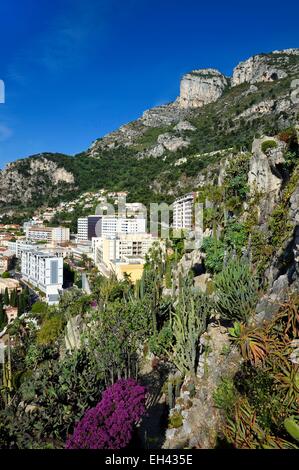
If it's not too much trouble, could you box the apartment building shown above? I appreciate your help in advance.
[173,192,195,231]
[7,240,38,258]
[101,216,146,237]
[78,215,146,241]
[93,233,156,265]
[0,251,14,273]
[77,216,102,241]
[92,233,158,282]
[26,226,70,244]
[21,250,63,304]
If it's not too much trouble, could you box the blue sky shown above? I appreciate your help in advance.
[0,0,298,167]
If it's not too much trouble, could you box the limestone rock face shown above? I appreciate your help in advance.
[0,156,75,208]
[231,51,299,86]
[65,315,83,351]
[178,69,229,109]
[163,325,242,449]
[141,103,183,127]
[157,133,190,152]
[174,120,196,132]
[248,136,286,197]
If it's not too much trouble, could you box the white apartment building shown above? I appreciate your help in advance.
[26,226,70,244]
[77,216,101,241]
[21,249,64,304]
[78,215,146,241]
[51,227,70,244]
[7,240,38,257]
[101,216,146,237]
[23,219,38,234]
[173,192,195,231]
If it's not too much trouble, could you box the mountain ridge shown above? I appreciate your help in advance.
[0,48,298,219]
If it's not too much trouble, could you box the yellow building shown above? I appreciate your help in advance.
[113,256,145,283]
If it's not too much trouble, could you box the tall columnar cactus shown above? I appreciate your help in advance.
[167,375,175,409]
[214,258,259,323]
[169,274,210,376]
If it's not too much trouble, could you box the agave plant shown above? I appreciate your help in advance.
[224,397,298,449]
[284,416,299,442]
[272,358,299,407]
[228,322,269,366]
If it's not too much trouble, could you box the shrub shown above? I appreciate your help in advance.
[36,315,64,345]
[30,301,48,315]
[214,258,259,323]
[228,322,268,365]
[261,140,277,154]
[65,379,146,449]
[213,378,237,417]
[148,323,173,357]
[224,221,248,254]
[201,237,225,274]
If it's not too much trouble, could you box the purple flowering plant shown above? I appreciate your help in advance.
[66,378,146,449]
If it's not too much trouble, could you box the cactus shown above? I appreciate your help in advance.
[167,375,175,409]
[284,417,299,442]
[174,374,182,398]
[214,258,258,323]
[169,274,211,376]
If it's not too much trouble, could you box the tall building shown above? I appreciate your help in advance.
[92,233,156,266]
[78,215,146,240]
[26,226,70,244]
[21,250,63,304]
[77,216,102,241]
[173,192,195,231]
[101,216,146,238]
[7,240,39,257]
[92,233,159,282]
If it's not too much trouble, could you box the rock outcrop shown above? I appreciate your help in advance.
[0,156,75,209]
[232,49,299,86]
[178,69,229,109]
[248,136,286,198]
[163,325,242,449]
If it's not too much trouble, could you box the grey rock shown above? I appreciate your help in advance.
[178,68,229,109]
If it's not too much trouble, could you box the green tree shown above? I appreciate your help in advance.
[0,303,7,331]
[17,293,26,315]
[3,288,9,306]
[9,289,18,308]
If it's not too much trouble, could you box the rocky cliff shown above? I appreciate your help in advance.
[232,49,299,86]
[177,68,229,109]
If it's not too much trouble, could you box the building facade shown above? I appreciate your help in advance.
[78,215,146,241]
[77,216,102,241]
[21,250,63,304]
[173,192,195,231]
[92,233,159,282]
[26,226,70,244]
[101,216,146,238]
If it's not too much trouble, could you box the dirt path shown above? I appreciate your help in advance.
[137,361,172,449]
